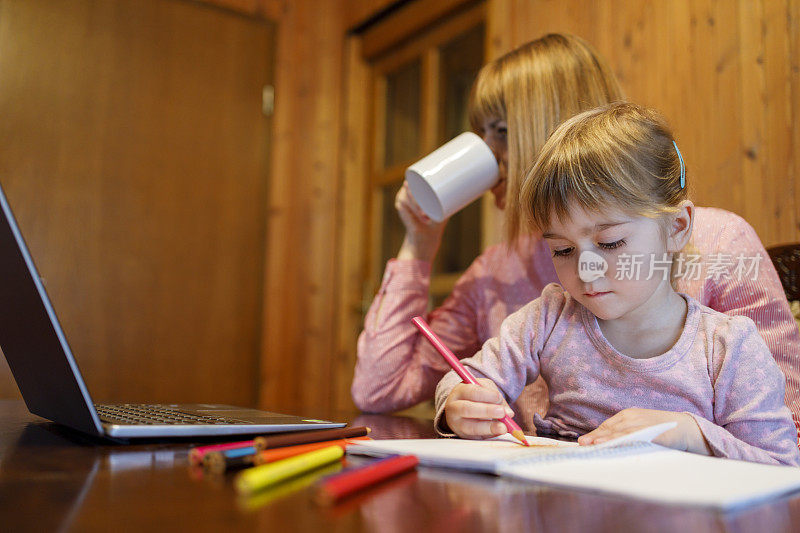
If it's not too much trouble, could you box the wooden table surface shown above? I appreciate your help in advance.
[1,400,800,532]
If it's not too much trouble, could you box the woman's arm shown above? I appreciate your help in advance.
[352,258,482,412]
[689,316,800,466]
[352,181,484,413]
[699,210,800,437]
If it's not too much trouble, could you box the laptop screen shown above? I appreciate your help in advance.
[0,183,103,435]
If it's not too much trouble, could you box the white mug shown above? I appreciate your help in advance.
[405,132,499,222]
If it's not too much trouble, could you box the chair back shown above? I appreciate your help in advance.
[767,244,800,301]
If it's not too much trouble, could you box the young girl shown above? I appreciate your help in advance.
[437,103,800,466]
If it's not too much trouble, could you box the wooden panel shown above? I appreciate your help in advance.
[791,0,800,240]
[485,0,513,60]
[497,0,798,246]
[334,37,372,410]
[0,0,274,404]
[361,0,479,59]
[342,0,402,30]
[258,0,346,412]
[371,4,485,75]
[195,0,285,19]
[742,0,794,244]
[421,49,442,154]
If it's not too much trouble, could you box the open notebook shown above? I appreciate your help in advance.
[347,423,800,510]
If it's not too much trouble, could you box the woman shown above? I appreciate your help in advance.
[352,33,800,437]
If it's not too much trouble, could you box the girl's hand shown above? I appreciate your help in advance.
[577,408,712,455]
[395,181,447,263]
[444,378,515,440]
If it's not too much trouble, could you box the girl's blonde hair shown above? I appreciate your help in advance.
[468,33,624,244]
[519,102,688,235]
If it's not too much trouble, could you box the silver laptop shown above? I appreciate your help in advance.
[0,182,345,438]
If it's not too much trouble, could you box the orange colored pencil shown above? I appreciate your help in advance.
[253,437,370,465]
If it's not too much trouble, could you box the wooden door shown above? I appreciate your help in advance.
[0,0,274,406]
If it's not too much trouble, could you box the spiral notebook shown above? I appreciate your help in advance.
[346,424,800,510]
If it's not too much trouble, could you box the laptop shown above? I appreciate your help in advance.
[0,183,345,438]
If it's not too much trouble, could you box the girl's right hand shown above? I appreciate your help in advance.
[395,181,447,263]
[444,378,515,439]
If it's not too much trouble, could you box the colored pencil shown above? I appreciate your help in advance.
[203,446,259,473]
[189,439,255,466]
[411,316,529,446]
[253,437,370,465]
[253,426,370,450]
[314,455,419,505]
[238,462,344,512]
[319,470,418,519]
[234,445,345,496]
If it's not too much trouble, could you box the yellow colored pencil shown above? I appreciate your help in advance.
[234,445,344,496]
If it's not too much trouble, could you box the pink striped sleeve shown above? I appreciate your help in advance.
[352,258,483,413]
[697,211,800,441]
[688,315,800,466]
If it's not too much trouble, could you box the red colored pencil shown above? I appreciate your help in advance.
[189,439,256,466]
[314,455,419,504]
[411,316,529,446]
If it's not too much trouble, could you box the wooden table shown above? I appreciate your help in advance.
[1,400,800,532]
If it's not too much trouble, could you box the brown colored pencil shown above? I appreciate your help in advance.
[254,426,370,450]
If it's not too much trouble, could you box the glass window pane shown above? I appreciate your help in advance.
[433,199,483,274]
[384,60,421,168]
[380,181,405,269]
[433,24,485,276]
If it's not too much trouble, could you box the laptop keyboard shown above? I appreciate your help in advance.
[94,404,246,426]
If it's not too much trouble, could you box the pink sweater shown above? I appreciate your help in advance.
[433,283,800,466]
[354,207,800,439]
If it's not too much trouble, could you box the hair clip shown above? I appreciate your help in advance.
[673,140,686,189]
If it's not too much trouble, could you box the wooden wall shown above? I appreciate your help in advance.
[0,0,274,405]
[204,0,354,413]
[489,0,800,247]
[256,0,349,413]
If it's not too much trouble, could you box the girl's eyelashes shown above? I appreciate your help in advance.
[597,239,626,250]
[550,239,626,257]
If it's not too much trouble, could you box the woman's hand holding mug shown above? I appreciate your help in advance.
[395,181,447,263]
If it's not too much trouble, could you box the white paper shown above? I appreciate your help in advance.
[347,422,800,509]
[498,446,800,510]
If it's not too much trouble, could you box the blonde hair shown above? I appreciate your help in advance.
[519,102,688,235]
[468,33,624,244]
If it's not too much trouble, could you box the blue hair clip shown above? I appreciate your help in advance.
[673,140,686,189]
